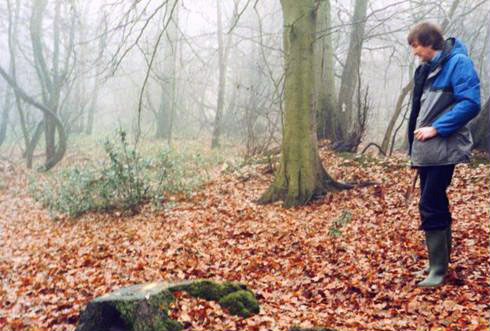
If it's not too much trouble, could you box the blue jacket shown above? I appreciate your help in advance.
[408,38,481,166]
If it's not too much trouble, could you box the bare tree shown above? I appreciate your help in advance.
[86,11,109,136]
[334,0,368,151]
[154,0,180,143]
[28,0,76,168]
[0,67,67,170]
[0,0,20,147]
[0,0,79,169]
[211,0,241,149]
[315,0,338,141]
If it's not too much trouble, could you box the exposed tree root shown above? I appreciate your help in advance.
[361,142,386,156]
[257,169,378,208]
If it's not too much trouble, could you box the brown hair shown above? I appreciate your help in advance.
[407,22,444,50]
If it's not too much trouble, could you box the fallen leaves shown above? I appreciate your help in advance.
[0,150,488,331]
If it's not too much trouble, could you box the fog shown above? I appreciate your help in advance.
[0,0,488,167]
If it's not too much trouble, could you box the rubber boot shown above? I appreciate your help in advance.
[417,229,448,288]
[417,226,451,275]
[446,226,452,263]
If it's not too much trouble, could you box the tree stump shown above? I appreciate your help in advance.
[75,282,181,331]
[76,280,259,331]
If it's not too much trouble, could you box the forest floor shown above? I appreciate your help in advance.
[0,144,488,331]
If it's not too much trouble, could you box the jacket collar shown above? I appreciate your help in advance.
[427,38,455,79]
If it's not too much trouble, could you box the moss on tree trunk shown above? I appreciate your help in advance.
[258,0,350,208]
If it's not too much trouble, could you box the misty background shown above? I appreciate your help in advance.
[0,0,488,168]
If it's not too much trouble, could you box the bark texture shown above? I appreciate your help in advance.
[314,0,337,140]
[211,0,232,149]
[258,0,348,208]
[156,0,179,142]
[336,0,368,143]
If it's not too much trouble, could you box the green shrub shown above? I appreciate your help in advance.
[29,130,205,218]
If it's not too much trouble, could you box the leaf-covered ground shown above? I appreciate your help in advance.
[0,147,488,331]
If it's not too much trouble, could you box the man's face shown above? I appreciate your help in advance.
[410,41,436,62]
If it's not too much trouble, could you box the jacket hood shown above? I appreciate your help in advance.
[447,38,469,57]
[432,38,467,69]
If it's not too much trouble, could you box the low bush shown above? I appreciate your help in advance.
[29,130,205,218]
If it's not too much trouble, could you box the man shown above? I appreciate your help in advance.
[407,22,480,287]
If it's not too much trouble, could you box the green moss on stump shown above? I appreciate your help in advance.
[168,280,245,301]
[113,292,182,331]
[76,283,183,331]
[219,290,260,317]
[169,280,259,317]
[76,280,259,331]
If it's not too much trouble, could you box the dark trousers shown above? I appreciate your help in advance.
[418,165,455,231]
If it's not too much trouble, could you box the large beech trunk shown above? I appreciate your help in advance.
[258,0,348,208]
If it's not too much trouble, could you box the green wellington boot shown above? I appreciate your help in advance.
[417,229,449,288]
[417,226,452,275]
[446,226,452,263]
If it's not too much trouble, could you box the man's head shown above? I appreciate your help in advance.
[407,22,444,62]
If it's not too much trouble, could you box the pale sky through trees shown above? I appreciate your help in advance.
[0,0,487,152]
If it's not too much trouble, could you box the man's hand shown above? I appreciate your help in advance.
[414,127,437,141]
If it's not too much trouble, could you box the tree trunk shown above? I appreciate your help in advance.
[86,13,108,136]
[86,79,98,135]
[258,0,347,208]
[45,0,63,160]
[156,84,172,139]
[474,9,490,152]
[70,3,88,135]
[0,66,67,171]
[1,0,23,148]
[380,80,413,153]
[336,0,368,144]
[26,121,44,169]
[314,0,337,141]
[31,0,58,162]
[26,0,74,169]
[155,0,179,143]
[471,97,489,152]
[0,88,12,148]
[211,0,229,149]
[167,2,179,145]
